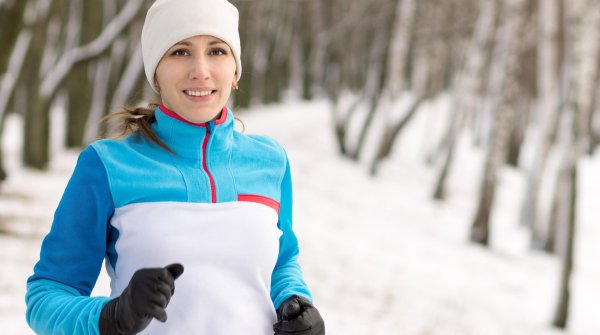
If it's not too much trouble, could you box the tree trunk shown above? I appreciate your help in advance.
[109,39,144,111]
[551,107,579,329]
[366,0,418,174]
[470,104,515,246]
[590,75,600,153]
[65,0,102,148]
[0,29,32,126]
[432,0,497,201]
[83,58,112,143]
[505,98,529,166]
[286,1,303,100]
[0,0,33,180]
[84,0,119,143]
[306,0,328,100]
[552,160,577,328]
[551,0,582,327]
[347,7,393,159]
[248,0,275,106]
[332,95,363,157]
[574,0,600,154]
[470,0,526,245]
[22,0,59,169]
[432,109,460,200]
[329,1,394,160]
[462,0,497,127]
[0,0,27,73]
[384,0,416,99]
[369,94,426,176]
[0,110,9,182]
[520,0,560,237]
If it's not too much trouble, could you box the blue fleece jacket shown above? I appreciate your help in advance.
[26,106,312,334]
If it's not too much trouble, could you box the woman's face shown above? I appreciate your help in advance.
[155,35,237,123]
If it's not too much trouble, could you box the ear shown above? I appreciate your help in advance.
[232,79,239,90]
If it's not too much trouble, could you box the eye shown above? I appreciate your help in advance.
[170,48,191,56]
[208,48,228,56]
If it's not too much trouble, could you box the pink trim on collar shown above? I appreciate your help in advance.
[158,105,228,126]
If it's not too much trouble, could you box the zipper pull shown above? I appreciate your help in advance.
[206,121,214,135]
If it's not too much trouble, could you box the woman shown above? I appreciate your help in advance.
[25,0,325,334]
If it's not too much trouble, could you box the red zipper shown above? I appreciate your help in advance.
[202,126,217,203]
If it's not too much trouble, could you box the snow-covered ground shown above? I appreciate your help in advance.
[1,99,599,334]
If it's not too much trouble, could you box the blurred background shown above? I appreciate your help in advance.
[2,0,600,334]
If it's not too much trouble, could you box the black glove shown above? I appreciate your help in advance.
[99,263,184,335]
[273,295,325,335]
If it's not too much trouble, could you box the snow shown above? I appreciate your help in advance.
[1,98,599,334]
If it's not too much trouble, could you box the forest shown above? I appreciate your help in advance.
[2,0,600,331]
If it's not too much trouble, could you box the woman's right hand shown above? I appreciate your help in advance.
[99,263,184,335]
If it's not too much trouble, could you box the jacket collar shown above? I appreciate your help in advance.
[152,105,234,158]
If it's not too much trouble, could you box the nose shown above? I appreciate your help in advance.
[189,55,210,80]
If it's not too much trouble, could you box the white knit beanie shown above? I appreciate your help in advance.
[141,0,242,93]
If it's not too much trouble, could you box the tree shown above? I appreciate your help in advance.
[329,0,394,159]
[519,0,561,248]
[367,0,418,175]
[552,0,584,327]
[432,0,496,200]
[0,0,30,181]
[470,0,527,245]
[64,0,103,148]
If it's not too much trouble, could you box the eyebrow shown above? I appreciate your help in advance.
[173,40,227,47]
[208,40,227,46]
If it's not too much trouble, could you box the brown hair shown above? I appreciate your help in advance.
[104,104,174,154]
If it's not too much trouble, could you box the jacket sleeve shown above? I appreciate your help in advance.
[270,154,313,309]
[26,146,115,335]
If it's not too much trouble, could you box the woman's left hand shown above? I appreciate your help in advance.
[273,295,325,335]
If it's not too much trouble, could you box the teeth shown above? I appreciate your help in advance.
[186,90,212,97]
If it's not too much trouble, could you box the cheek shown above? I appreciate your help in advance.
[223,59,237,80]
[156,61,183,88]
[155,67,167,89]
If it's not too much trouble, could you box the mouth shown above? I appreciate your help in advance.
[184,89,216,97]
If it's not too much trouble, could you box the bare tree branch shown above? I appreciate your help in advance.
[0,30,32,120]
[39,0,143,98]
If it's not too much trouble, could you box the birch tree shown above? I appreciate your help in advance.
[0,3,30,181]
[64,0,101,148]
[552,0,584,326]
[470,0,526,245]
[506,3,537,167]
[551,98,579,329]
[519,0,561,248]
[574,0,600,155]
[21,0,61,169]
[367,0,418,175]
[330,0,394,158]
[433,0,496,199]
[591,69,600,152]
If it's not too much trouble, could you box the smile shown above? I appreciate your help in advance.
[184,90,214,97]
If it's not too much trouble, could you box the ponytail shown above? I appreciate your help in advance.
[104,104,174,154]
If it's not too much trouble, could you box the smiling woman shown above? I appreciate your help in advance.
[24,0,324,335]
